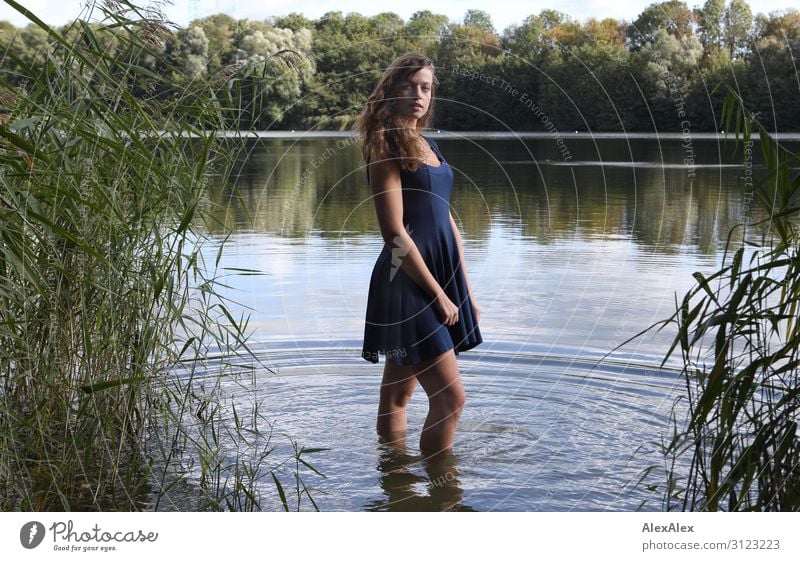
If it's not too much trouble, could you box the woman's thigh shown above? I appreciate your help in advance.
[412,349,463,401]
[380,360,418,401]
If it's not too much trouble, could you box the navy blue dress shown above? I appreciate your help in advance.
[361,135,483,365]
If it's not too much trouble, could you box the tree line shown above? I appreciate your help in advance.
[1,0,798,132]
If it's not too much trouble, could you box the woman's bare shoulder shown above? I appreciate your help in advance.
[367,157,402,190]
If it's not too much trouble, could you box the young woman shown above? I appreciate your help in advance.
[355,52,483,456]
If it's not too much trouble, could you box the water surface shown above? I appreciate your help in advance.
[163,133,793,511]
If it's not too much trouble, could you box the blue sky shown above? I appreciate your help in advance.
[2,0,796,31]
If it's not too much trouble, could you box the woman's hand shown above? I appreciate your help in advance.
[434,290,459,326]
[470,295,481,325]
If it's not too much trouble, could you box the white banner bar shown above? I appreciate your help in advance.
[2,512,798,559]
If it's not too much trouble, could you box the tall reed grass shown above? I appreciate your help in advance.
[0,0,321,511]
[626,87,800,510]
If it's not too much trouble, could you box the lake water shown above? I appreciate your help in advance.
[161,133,793,511]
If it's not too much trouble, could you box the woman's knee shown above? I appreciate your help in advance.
[428,384,466,413]
[379,366,417,408]
[415,350,465,412]
[380,382,415,408]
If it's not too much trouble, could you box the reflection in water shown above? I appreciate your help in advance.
[205,135,792,254]
[365,435,475,512]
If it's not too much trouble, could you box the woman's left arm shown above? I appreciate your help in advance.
[449,211,481,323]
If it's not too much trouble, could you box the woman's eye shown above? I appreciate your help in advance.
[398,83,430,94]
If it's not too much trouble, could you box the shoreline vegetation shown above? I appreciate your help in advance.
[1,1,798,133]
[0,0,322,511]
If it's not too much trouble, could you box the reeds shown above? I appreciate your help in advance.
[639,86,800,510]
[0,0,321,511]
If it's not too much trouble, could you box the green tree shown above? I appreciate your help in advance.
[177,25,209,79]
[636,28,703,129]
[744,31,800,130]
[684,45,744,130]
[1,23,49,70]
[502,10,570,61]
[753,8,800,41]
[723,0,753,58]
[406,9,449,45]
[271,12,313,32]
[463,9,496,35]
[440,19,502,62]
[435,25,505,130]
[192,13,239,74]
[584,17,627,47]
[627,1,697,50]
[541,42,640,131]
[302,11,406,130]
[226,20,312,129]
[372,12,405,37]
[538,9,570,30]
[406,10,449,37]
[696,0,725,49]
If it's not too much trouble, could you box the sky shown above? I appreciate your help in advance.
[2,0,798,32]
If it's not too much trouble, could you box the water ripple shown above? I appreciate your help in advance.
[161,339,684,511]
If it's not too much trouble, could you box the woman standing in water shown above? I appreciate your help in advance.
[355,52,483,456]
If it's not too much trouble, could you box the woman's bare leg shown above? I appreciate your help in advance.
[376,360,418,447]
[414,349,465,456]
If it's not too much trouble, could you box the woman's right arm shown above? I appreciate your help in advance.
[368,158,459,326]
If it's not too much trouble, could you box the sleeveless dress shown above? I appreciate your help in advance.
[361,135,483,365]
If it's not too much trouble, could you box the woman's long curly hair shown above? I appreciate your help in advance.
[354,52,439,178]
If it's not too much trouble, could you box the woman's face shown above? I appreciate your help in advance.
[392,67,433,122]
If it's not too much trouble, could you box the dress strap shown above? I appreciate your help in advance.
[367,136,442,183]
[423,135,444,161]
